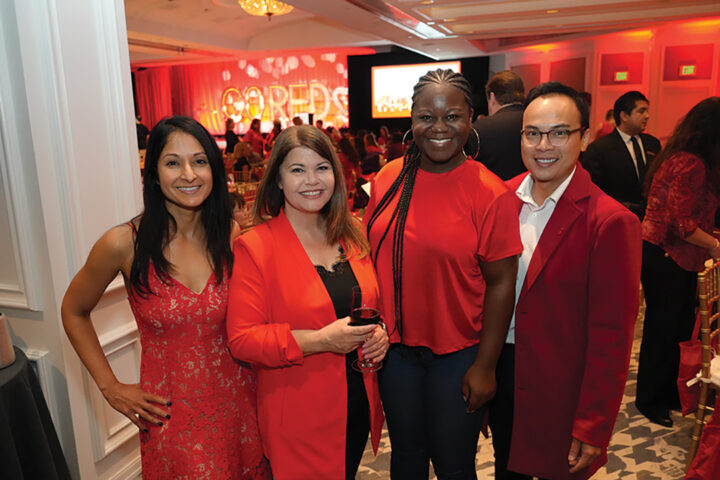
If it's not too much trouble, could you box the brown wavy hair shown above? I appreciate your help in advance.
[644,96,720,196]
[253,125,369,258]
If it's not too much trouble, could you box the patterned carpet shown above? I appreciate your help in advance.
[357,306,695,480]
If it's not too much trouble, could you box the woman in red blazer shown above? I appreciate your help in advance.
[226,125,388,480]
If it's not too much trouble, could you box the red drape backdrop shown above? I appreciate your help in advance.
[134,52,350,136]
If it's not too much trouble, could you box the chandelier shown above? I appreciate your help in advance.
[238,0,294,20]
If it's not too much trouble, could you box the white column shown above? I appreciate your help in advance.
[1,0,144,478]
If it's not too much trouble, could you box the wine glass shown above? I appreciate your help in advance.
[349,285,382,372]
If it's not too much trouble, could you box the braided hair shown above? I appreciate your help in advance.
[365,68,475,339]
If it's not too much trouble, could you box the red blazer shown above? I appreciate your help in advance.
[226,210,384,480]
[506,166,642,480]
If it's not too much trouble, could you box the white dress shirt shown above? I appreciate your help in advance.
[616,128,646,179]
[506,167,576,343]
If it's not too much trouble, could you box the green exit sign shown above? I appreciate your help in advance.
[680,65,696,76]
[614,71,629,82]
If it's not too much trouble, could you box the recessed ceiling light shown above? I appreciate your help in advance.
[546,9,559,14]
[444,18,456,22]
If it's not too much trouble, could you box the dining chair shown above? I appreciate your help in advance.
[686,259,720,468]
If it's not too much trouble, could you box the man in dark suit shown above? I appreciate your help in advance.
[135,115,149,150]
[581,91,661,219]
[472,71,526,180]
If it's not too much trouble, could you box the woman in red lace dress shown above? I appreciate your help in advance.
[62,116,270,479]
[636,97,720,427]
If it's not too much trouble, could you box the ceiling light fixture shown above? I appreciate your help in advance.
[238,0,293,20]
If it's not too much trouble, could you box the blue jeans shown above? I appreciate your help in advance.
[378,344,484,480]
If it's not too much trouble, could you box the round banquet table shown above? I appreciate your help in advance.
[0,347,71,479]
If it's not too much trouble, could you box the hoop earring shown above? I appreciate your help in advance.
[401,129,413,145]
[466,127,480,160]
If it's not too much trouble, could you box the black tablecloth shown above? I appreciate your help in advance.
[0,347,71,479]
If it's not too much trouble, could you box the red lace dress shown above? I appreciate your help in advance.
[128,264,270,479]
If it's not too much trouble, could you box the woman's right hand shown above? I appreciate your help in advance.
[319,317,376,354]
[101,381,170,431]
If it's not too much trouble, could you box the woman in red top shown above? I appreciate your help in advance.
[364,132,384,156]
[226,126,388,479]
[636,97,720,427]
[365,69,522,479]
[244,118,265,157]
[377,125,391,147]
[594,108,615,141]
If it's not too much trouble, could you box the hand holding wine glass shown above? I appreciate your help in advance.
[349,286,385,372]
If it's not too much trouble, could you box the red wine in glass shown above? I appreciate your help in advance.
[350,286,383,372]
[350,307,381,326]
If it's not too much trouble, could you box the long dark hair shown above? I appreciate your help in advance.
[253,125,369,258]
[644,96,720,195]
[130,116,233,297]
[365,68,476,339]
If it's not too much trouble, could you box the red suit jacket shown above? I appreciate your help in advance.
[226,210,384,480]
[506,166,642,480]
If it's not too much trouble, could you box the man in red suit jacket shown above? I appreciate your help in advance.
[489,82,642,480]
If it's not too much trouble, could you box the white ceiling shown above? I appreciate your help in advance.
[125,0,720,67]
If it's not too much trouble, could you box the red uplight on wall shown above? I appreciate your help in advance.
[679,64,696,76]
[614,71,629,82]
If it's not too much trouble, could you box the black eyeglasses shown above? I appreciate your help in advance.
[520,127,584,146]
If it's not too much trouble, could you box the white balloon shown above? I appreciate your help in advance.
[301,55,316,68]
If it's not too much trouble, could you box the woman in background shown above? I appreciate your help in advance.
[62,116,269,479]
[229,141,251,177]
[226,125,388,479]
[366,69,521,479]
[594,108,615,140]
[229,191,254,233]
[264,119,283,157]
[244,118,265,158]
[636,96,720,427]
[377,125,391,147]
[362,132,384,176]
[364,132,384,157]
